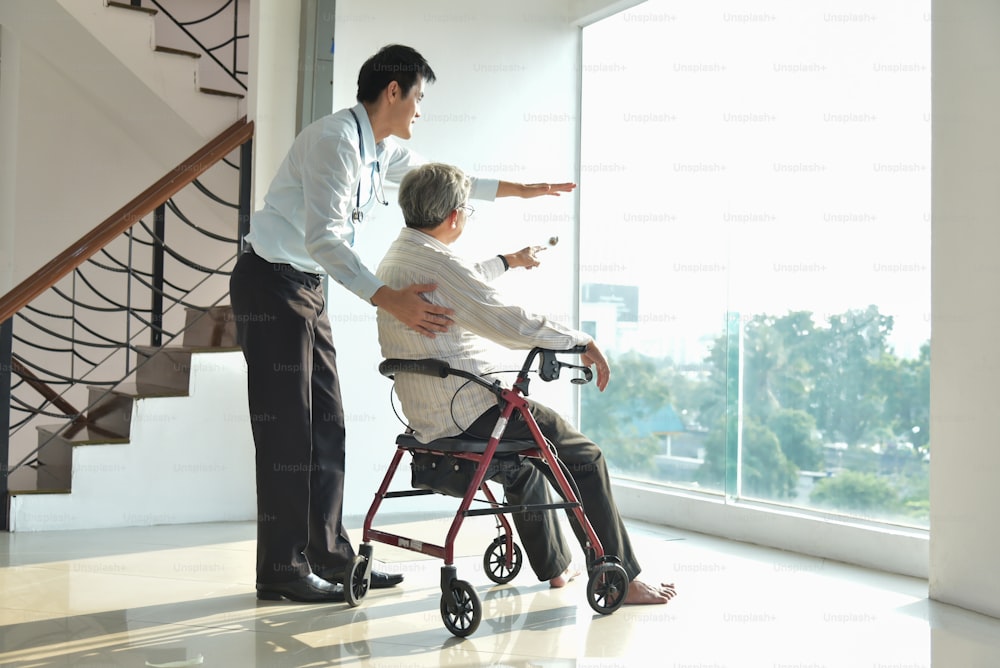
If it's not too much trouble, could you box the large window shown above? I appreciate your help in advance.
[580,1,930,528]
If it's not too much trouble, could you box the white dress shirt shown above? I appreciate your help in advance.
[244,103,500,302]
[376,228,592,443]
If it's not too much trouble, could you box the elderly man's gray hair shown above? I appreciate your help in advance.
[398,163,471,229]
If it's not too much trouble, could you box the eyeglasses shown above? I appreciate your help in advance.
[458,203,475,218]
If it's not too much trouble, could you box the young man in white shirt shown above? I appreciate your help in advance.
[375,162,677,605]
[231,45,576,603]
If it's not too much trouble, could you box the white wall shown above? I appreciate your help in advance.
[11,51,188,281]
[570,0,646,25]
[323,0,585,517]
[0,25,18,296]
[247,0,300,208]
[929,0,1000,620]
[0,0,234,288]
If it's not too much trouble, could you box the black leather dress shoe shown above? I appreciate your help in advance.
[318,568,404,589]
[256,573,345,602]
[366,570,404,589]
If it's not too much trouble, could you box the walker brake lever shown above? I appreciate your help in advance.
[537,351,593,384]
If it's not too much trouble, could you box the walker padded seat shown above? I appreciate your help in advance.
[395,434,536,454]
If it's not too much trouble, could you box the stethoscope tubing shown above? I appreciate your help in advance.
[349,109,388,223]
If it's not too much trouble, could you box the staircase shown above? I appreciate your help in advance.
[58,0,245,138]
[7,307,255,532]
[1,0,256,531]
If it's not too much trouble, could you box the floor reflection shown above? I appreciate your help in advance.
[0,517,998,667]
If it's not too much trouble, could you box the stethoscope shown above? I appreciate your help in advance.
[349,109,388,223]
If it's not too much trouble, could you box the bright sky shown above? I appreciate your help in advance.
[581,0,931,361]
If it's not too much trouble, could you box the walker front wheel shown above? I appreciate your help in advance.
[344,554,369,607]
[440,579,481,637]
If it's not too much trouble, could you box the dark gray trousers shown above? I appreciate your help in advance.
[467,401,642,581]
[230,250,353,584]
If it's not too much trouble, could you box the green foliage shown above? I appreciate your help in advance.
[873,342,930,447]
[693,305,929,519]
[899,470,930,522]
[767,409,823,471]
[576,304,930,521]
[695,419,728,489]
[697,417,798,499]
[700,306,929,452]
[580,350,672,474]
[803,306,895,445]
[810,470,900,514]
[741,419,799,499]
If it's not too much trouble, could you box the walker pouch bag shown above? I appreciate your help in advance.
[410,451,521,498]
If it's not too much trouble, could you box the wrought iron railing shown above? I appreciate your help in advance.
[128,0,248,93]
[0,118,254,530]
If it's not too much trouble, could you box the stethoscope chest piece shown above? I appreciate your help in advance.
[348,109,387,227]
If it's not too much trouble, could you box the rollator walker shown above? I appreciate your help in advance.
[342,345,629,637]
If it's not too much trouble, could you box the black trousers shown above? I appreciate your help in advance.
[467,401,642,581]
[230,251,353,584]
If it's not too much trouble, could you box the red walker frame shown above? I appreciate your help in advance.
[342,346,629,637]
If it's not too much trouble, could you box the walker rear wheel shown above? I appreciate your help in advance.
[483,536,523,584]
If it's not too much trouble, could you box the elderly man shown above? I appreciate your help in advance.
[375,163,677,605]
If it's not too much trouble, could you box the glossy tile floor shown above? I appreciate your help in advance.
[2,513,1000,668]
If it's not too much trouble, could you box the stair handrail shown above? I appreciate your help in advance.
[0,117,253,326]
[2,116,255,529]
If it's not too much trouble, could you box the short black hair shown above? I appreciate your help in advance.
[356,44,437,103]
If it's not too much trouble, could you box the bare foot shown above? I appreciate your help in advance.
[623,580,677,605]
[549,565,582,589]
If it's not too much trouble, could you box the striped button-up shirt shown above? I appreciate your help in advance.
[376,228,591,443]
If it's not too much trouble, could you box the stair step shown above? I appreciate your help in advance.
[84,387,133,439]
[134,339,242,394]
[6,464,71,495]
[134,346,194,392]
[13,380,187,498]
[33,426,74,474]
[26,423,128,495]
[5,466,39,494]
[182,305,239,348]
[37,423,129,447]
[154,45,201,59]
[200,87,246,100]
[107,1,157,16]
[104,382,189,400]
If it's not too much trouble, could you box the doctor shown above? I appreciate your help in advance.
[230,44,575,603]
